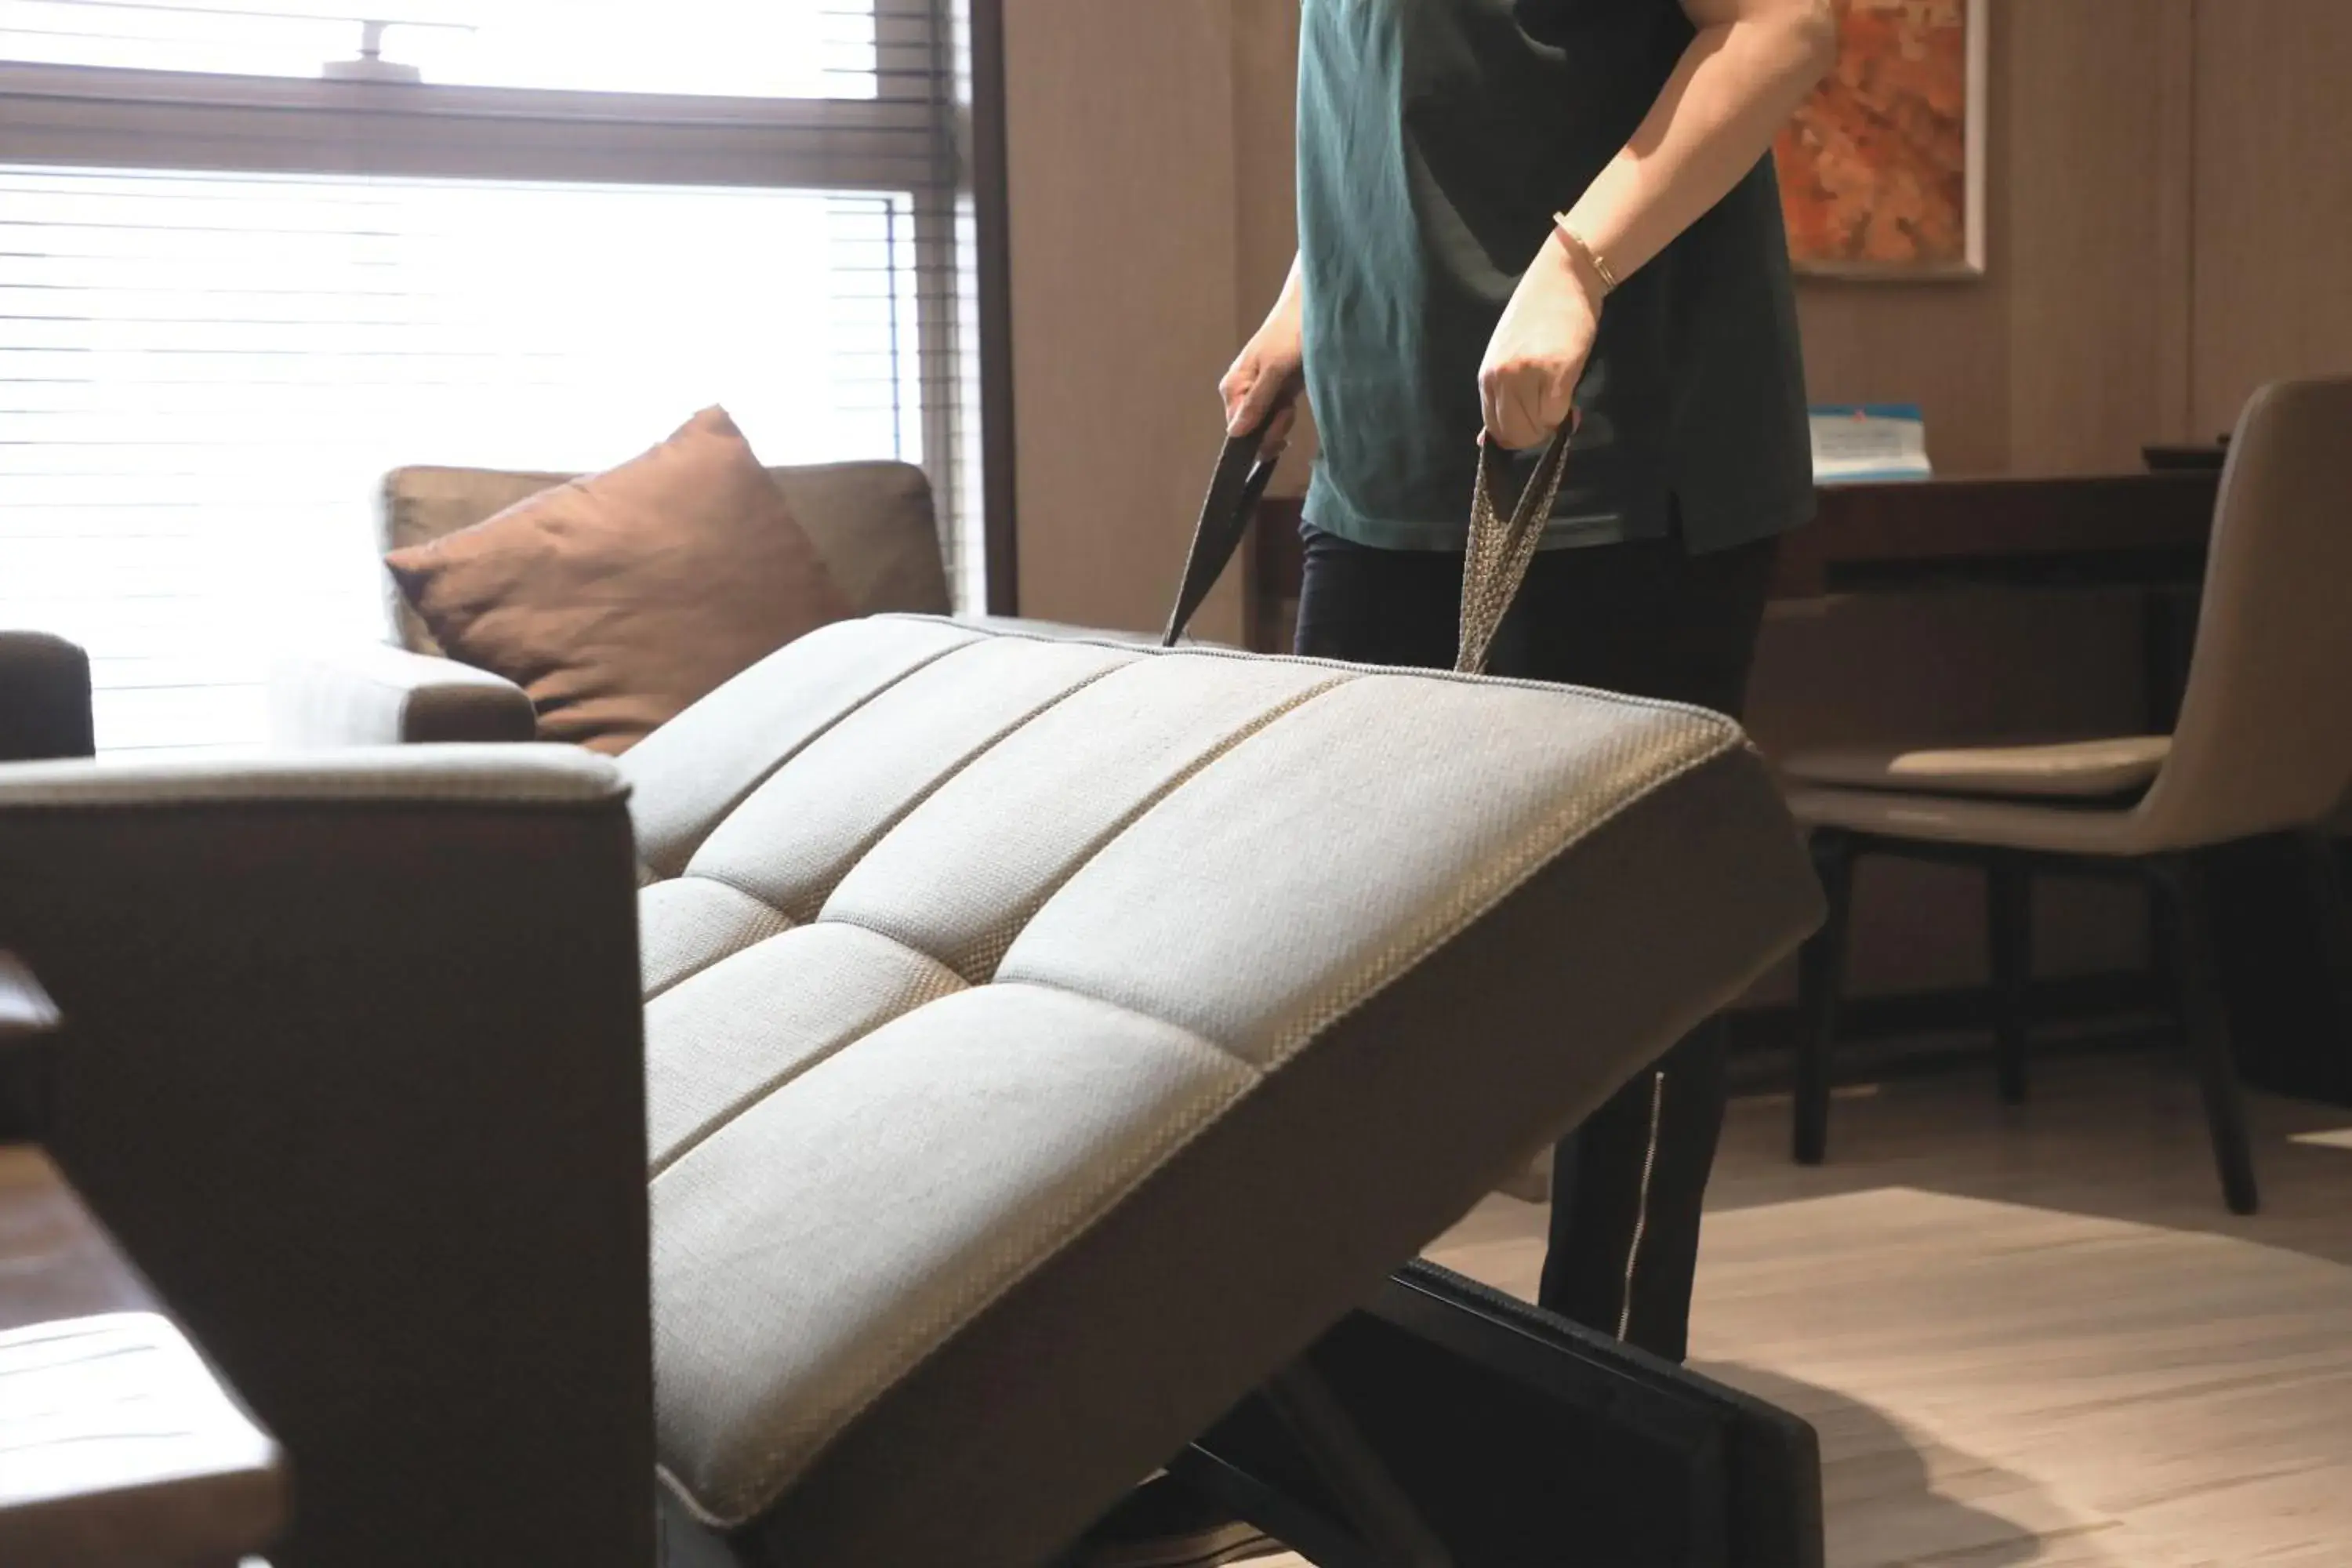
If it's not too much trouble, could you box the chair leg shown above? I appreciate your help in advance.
[2153,854,2260,1215]
[2299,829,2352,1063]
[1988,854,2032,1105]
[1795,830,1857,1167]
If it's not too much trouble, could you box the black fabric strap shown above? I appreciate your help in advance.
[1163,425,1283,648]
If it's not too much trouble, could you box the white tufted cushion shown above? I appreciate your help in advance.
[620,616,1822,1566]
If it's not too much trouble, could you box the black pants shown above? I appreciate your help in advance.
[1294,521,1779,1363]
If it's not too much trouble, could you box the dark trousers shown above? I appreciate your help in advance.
[1293,521,1779,1363]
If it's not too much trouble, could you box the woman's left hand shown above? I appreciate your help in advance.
[1479,236,1604,451]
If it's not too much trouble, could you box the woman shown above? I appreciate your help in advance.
[1225,0,1834,1367]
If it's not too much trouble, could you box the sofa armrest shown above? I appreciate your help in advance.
[0,631,96,761]
[270,644,537,747]
[0,746,650,1568]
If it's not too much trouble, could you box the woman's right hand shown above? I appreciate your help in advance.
[1220,258,1307,457]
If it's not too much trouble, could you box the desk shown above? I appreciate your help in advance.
[1776,473,2218,735]
[1768,471,2217,597]
[1248,470,2220,645]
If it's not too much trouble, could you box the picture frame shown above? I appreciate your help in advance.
[1774,0,1989,280]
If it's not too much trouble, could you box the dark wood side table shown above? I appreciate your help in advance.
[1,951,287,1567]
[1249,470,2221,638]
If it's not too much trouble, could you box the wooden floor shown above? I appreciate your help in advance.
[1286,1050,2352,1567]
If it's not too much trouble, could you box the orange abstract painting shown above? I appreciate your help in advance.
[1775,0,1984,276]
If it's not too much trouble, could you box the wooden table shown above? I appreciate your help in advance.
[1249,470,2221,647]
[1,953,287,1567]
[1767,470,2218,598]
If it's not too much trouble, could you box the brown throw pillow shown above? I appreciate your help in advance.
[386,407,853,755]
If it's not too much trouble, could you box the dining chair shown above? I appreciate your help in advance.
[1777,376,2352,1214]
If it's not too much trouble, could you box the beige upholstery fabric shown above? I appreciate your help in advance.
[1789,376,2352,856]
[269,642,539,747]
[993,672,1730,1069]
[824,654,1342,981]
[381,457,950,657]
[621,615,981,880]
[0,742,619,809]
[686,638,1134,921]
[637,877,794,1000]
[625,616,1823,1566]
[1784,736,2170,800]
[645,923,965,1175]
[763,462,956,628]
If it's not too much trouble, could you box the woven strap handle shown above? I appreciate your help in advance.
[1455,424,1575,674]
[1163,419,1574,667]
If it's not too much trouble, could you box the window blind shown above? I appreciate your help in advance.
[0,0,982,753]
[0,1,878,96]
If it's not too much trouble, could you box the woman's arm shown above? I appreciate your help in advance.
[1482,0,1837,448]
[1222,254,1307,453]
[1569,0,1838,290]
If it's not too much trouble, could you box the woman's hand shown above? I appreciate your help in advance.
[1221,258,1308,457]
[1479,235,1604,451]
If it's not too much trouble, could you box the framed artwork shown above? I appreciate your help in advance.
[1774,0,1988,278]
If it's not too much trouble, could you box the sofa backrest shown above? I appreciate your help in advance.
[379,459,953,655]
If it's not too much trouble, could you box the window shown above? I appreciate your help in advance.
[0,2,877,96]
[0,1,985,753]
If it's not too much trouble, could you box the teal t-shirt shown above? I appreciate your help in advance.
[1297,0,1815,553]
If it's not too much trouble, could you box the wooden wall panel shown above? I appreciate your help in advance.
[2151,0,2198,441]
[1793,270,2013,476]
[2190,0,2352,439]
[1004,0,1243,640]
[1795,0,2195,478]
[1230,5,1298,339]
[2002,0,2194,473]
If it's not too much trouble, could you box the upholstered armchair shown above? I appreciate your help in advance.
[270,457,957,749]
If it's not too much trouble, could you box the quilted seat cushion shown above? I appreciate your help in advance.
[619,616,1822,1566]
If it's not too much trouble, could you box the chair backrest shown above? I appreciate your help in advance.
[378,459,953,657]
[0,630,95,762]
[2136,376,2352,849]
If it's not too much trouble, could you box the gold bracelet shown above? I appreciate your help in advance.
[1551,215,1619,296]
